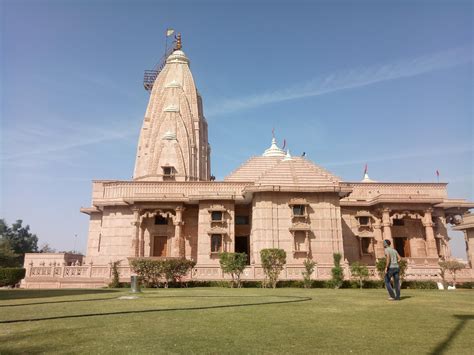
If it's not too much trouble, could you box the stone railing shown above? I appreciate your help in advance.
[26,265,132,280]
[23,264,474,285]
[97,181,250,201]
[342,182,447,200]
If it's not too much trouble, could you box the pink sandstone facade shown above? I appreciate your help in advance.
[22,38,474,288]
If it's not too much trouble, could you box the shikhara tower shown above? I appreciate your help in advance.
[134,36,211,181]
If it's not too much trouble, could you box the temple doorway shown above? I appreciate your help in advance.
[153,236,168,257]
[394,237,411,257]
[235,236,250,265]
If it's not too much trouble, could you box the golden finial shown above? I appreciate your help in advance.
[175,33,182,50]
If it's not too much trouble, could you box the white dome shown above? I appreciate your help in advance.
[166,50,189,64]
[262,138,286,157]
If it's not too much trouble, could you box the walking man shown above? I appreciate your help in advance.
[384,239,401,300]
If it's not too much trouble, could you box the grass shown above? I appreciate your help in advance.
[0,288,473,354]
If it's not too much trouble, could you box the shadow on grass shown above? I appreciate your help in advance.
[0,295,311,324]
[0,289,120,301]
[430,314,474,354]
[0,326,92,354]
[1,294,304,308]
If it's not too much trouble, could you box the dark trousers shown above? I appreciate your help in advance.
[385,267,400,300]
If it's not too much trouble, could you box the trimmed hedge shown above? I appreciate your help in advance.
[402,280,438,289]
[181,279,443,289]
[0,268,26,287]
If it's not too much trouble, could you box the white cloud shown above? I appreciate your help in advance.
[206,46,472,117]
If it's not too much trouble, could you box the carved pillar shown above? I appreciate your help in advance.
[382,208,393,243]
[423,208,438,258]
[305,231,310,254]
[174,206,185,257]
[139,225,145,257]
[131,208,141,257]
[373,218,384,258]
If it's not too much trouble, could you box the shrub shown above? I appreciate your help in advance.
[260,249,286,289]
[0,267,26,287]
[439,259,465,287]
[330,253,344,289]
[109,260,121,288]
[457,282,474,289]
[350,262,369,289]
[402,281,437,289]
[219,252,247,288]
[276,280,304,288]
[162,258,196,288]
[302,259,316,289]
[130,258,195,288]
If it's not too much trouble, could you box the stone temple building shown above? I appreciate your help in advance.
[22,36,473,288]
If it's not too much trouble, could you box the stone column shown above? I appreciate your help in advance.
[423,208,438,258]
[174,206,185,257]
[373,218,384,258]
[139,225,145,257]
[131,208,140,257]
[382,208,393,243]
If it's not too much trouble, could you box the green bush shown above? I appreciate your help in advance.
[108,260,121,288]
[0,267,26,287]
[260,249,286,289]
[302,259,316,289]
[162,258,196,288]
[219,252,247,288]
[330,253,344,289]
[402,281,437,289]
[350,262,369,289]
[129,258,195,288]
[457,282,474,289]
[439,259,465,287]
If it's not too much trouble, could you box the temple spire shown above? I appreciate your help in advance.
[175,33,182,50]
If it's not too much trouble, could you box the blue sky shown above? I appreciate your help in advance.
[1,0,472,258]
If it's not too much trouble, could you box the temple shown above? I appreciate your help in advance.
[22,36,474,288]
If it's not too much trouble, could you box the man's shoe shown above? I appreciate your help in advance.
[388,297,395,301]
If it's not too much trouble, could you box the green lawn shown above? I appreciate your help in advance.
[0,288,473,354]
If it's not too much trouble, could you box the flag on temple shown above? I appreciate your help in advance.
[166,28,175,37]
[364,163,368,175]
[282,139,286,150]
[436,170,440,177]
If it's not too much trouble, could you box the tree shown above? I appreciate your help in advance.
[0,219,38,264]
[330,253,344,289]
[302,258,316,289]
[219,252,247,288]
[350,262,369,289]
[0,239,19,267]
[39,243,57,253]
[260,249,286,289]
[439,260,465,287]
[109,260,121,288]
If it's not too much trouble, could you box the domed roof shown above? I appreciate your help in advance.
[262,138,285,157]
[166,50,189,64]
[225,155,344,191]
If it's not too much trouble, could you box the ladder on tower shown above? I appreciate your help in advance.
[143,46,176,92]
